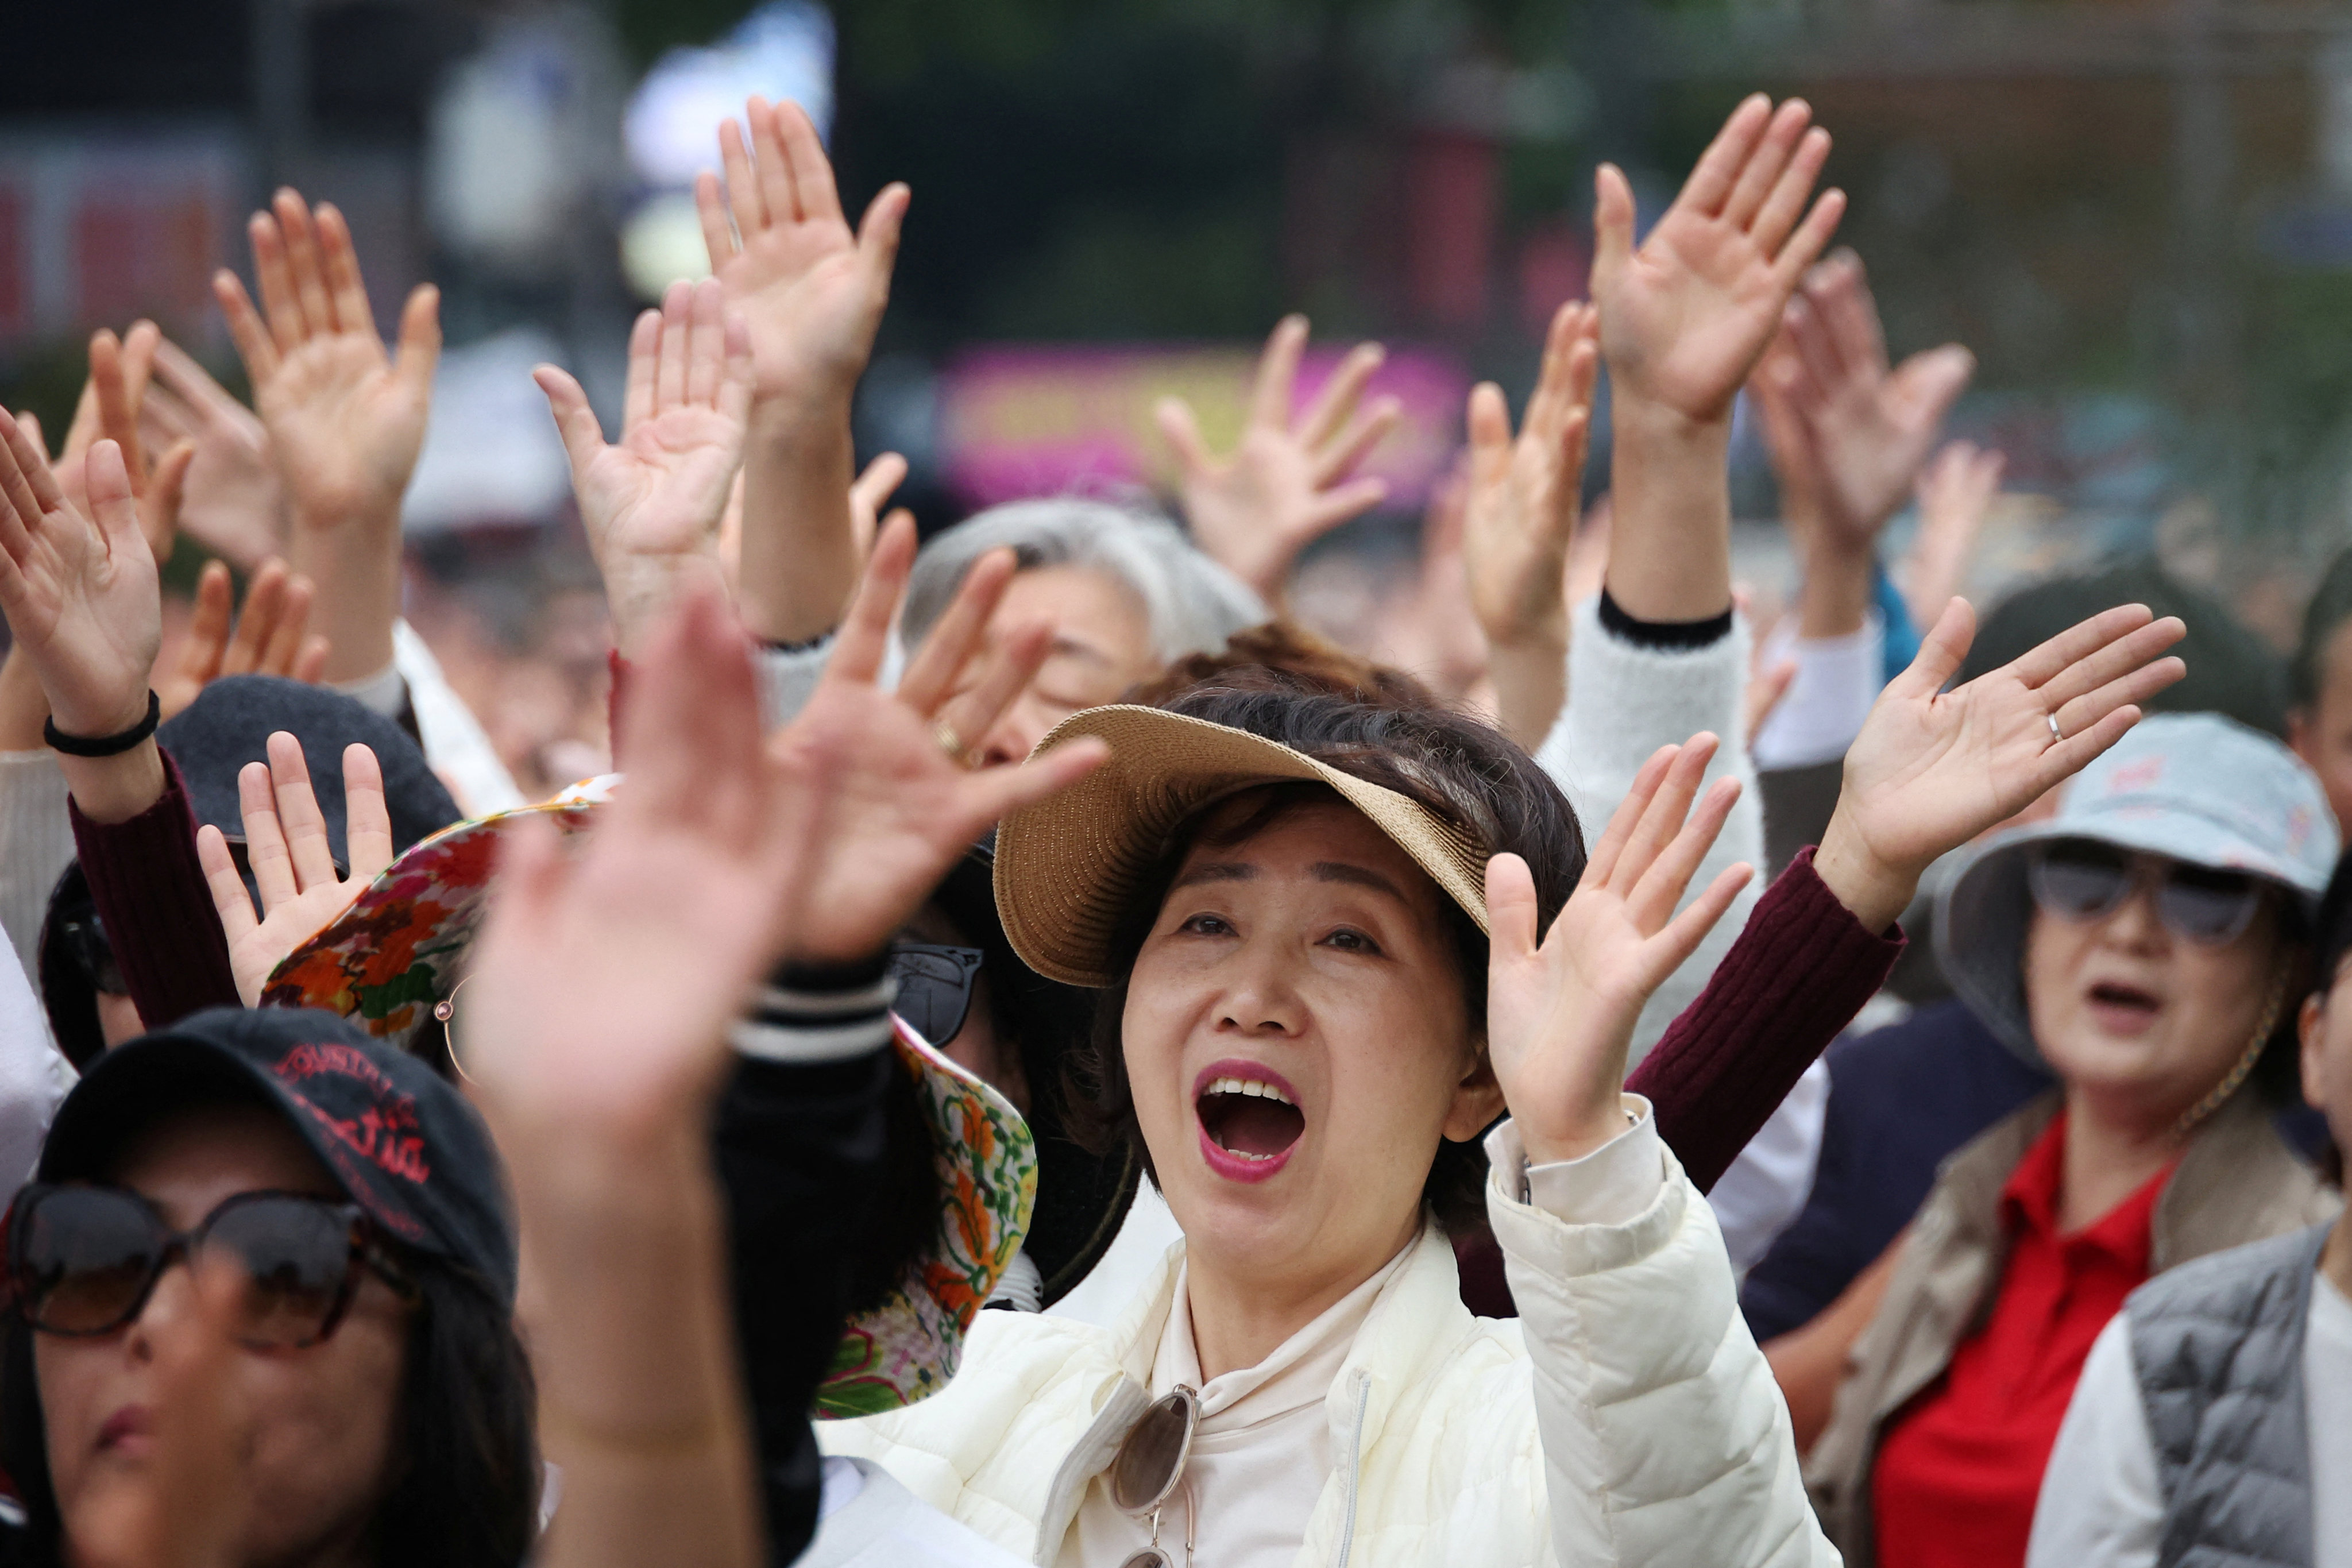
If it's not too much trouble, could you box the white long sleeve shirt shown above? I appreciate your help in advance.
[2027,1268,2352,1568]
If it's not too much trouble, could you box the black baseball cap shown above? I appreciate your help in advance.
[156,675,461,866]
[37,1006,516,1308]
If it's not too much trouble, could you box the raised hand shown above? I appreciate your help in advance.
[1902,440,2003,627]
[1593,95,1845,424]
[0,422,161,740]
[141,337,287,572]
[536,278,754,655]
[1486,736,1754,1164]
[195,733,393,1006]
[156,557,331,720]
[215,190,438,680]
[770,512,1112,964]
[215,191,438,535]
[698,95,906,405]
[848,448,909,561]
[1771,250,1974,549]
[54,323,194,565]
[701,99,905,648]
[1814,600,2189,930]
[456,586,768,1568]
[55,322,157,504]
[1157,315,1399,605]
[463,588,831,1144]
[1462,302,1600,744]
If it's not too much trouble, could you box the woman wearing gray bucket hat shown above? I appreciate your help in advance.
[1806,712,2346,1568]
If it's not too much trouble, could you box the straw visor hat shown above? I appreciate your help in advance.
[994,705,1495,987]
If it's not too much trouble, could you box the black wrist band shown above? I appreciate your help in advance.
[1597,589,1736,651]
[759,627,838,656]
[44,691,161,759]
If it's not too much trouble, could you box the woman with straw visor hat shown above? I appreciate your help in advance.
[821,592,2189,1567]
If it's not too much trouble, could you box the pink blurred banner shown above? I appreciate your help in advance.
[0,131,247,349]
[938,342,1469,511]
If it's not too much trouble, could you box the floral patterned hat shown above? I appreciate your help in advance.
[262,783,1038,1418]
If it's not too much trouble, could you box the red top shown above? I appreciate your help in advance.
[1871,1111,2175,1568]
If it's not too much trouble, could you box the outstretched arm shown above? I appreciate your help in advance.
[462,528,1104,1565]
[214,191,439,683]
[698,96,906,646]
[1593,95,1843,623]
[1482,740,1835,1568]
[1623,600,2186,1189]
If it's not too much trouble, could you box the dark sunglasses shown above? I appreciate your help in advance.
[54,913,123,997]
[2025,840,2268,947]
[5,1184,416,1350]
[887,942,984,1047]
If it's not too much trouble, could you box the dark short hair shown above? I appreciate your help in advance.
[2293,546,2352,712]
[0,1089,539,1568]
[1960,558,2288,738]
[1060,681,1586,1238]
[2310,849,2352,1187]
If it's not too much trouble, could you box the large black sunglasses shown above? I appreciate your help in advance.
[2025,840,2269,947]
[54,913,123,997]
[5,1184,416,1350]
[887,942,984,1047]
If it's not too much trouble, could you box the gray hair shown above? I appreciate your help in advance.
[901,498,1267,667]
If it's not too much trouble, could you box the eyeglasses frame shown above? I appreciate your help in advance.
[4,1183,418,1350]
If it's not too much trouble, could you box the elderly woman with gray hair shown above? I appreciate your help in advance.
[754,498,1265,748]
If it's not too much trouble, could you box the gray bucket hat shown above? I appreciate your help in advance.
[1935,712,2338,1064]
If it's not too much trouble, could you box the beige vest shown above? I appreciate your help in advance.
[1803,1089,2341,1568]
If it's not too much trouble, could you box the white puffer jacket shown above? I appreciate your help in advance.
[821,1130,1833,1567]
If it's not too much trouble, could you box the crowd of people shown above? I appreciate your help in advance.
[0,85,2339,1568]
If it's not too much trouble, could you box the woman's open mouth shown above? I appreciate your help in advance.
[2086,979,2163,1034]
[1193,1061,1305,1183]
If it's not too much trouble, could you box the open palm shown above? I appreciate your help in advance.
[1830,599,2188,883]
[1158,315,1397,603]
[697,96,905,400]
[463,591,830,1137]
[1779,252,1973,547]
[1463,302,1598,648]
[0,426,160,737]
[1486,737,1754,1164]
[537,277,752,647]
[214,192,438,532]
[765,515,1110,965]
[197,734,394,1006]
[257,335,430,527]
[1593,96,1845,423]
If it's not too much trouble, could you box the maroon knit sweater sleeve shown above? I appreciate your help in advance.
[69,747,241,1029]
[1626,845,1905,1193]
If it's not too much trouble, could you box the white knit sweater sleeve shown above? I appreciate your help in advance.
[1531,597,1764,1068]
[757,635,836,732]
[0,750,75,987]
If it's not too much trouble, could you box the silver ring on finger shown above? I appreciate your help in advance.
[2046,711,2064,745]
